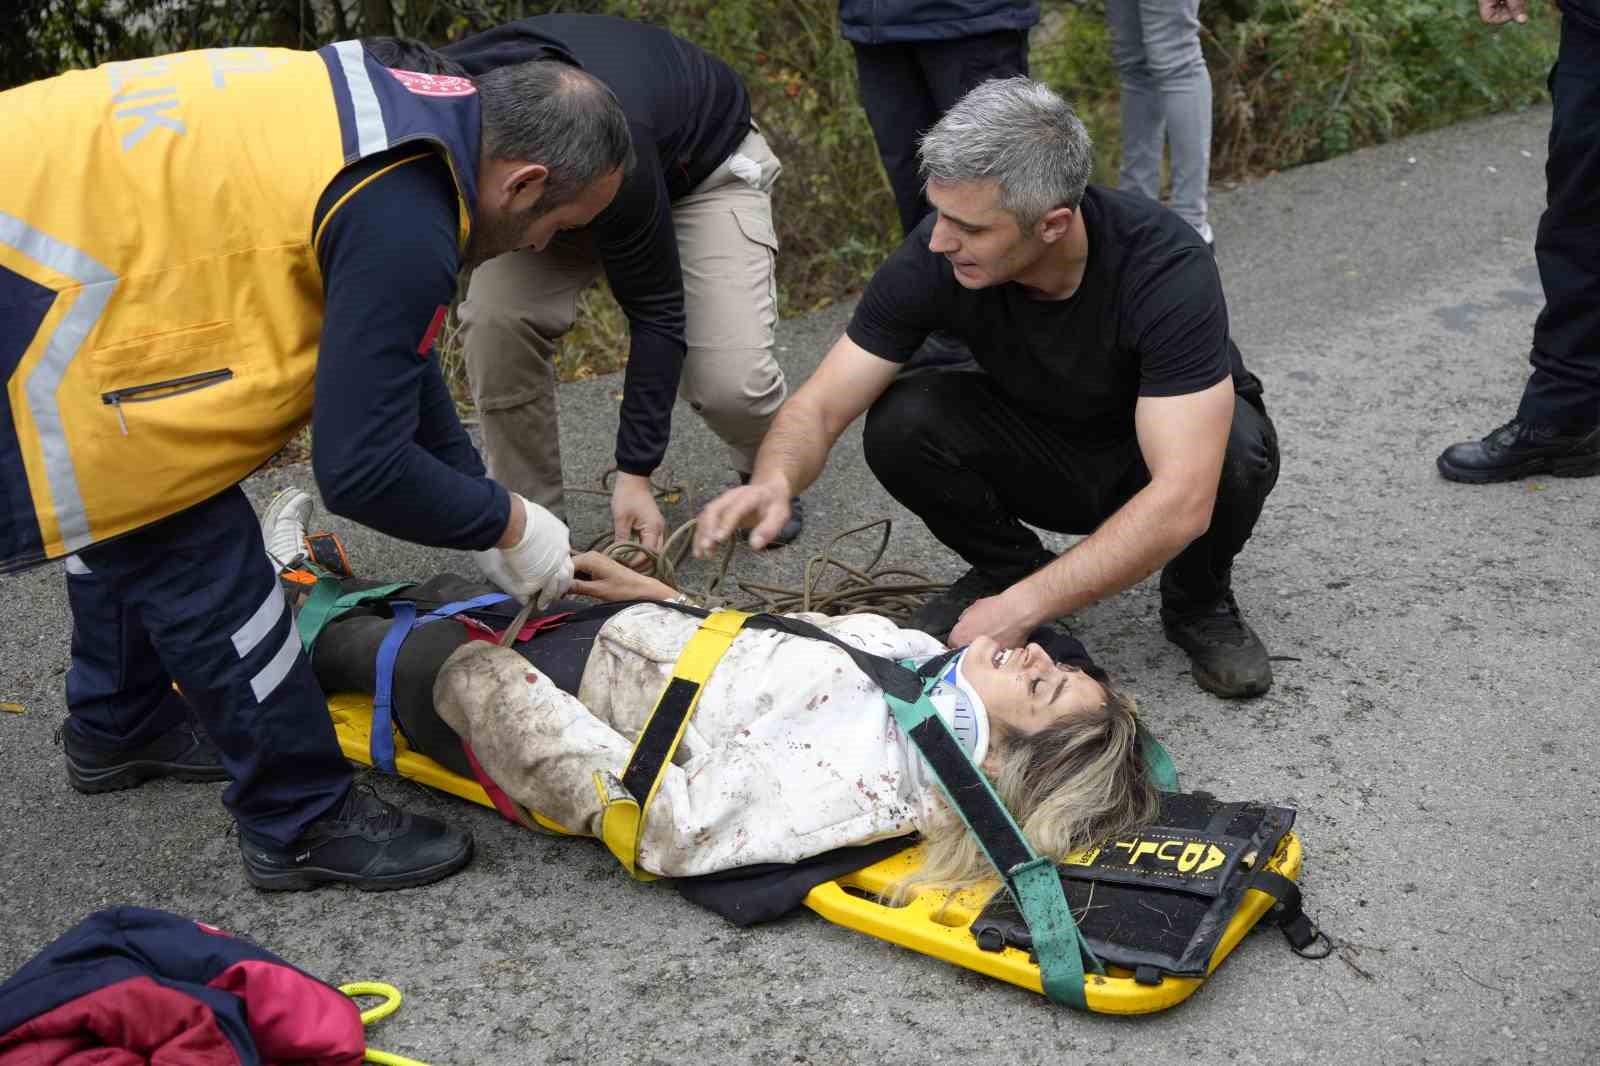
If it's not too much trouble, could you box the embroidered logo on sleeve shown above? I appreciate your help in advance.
[386,68,476,97]
[417,304,449,357]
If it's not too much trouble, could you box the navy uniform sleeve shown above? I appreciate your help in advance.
[312,150,510,550]
[1125,248,1233,398]
[845,223,946,362]
[589,123,686,476]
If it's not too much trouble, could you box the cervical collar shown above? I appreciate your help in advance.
[921,649,991,767]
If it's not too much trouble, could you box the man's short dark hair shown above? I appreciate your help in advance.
[477,60,635,216]
[362,38,635,216]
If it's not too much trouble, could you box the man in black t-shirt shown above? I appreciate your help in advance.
[696,77,1279,699]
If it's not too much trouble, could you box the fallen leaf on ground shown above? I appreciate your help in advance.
[0,703,23,715]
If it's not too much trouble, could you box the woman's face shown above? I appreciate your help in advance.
[960,636,1108,735]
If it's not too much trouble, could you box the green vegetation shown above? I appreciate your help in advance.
[5,0,1558,385]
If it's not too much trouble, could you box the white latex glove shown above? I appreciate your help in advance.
[473,495,575,608]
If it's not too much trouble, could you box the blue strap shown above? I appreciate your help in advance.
[369,593,512,773]
[417,593,512,628]
[371,601,416,773]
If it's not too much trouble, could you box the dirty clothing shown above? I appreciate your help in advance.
[434,605,955,877]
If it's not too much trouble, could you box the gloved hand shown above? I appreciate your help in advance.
[473,495,575,608]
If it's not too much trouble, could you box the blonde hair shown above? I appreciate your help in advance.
[887,686,1160,906]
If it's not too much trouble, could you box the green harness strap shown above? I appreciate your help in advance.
[1141,725,1180,792]
[296,578,414,654]
[884,668,1103,1010]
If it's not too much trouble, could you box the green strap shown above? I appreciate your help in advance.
[1140,725,1180,792]
[885,669,1099,1010]
[296,578,413,654]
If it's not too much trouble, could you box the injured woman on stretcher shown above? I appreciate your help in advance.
[306,550,1160,896]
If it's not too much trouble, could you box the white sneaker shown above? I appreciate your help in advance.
[261,488,315,570]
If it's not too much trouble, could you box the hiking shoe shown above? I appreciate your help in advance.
[63,718,229,794]
[1162,593,1272,699]
[262,488,314,570]
[906,567,1018,642]
[240,783,473,892]
[1437,420,1600,484]
[736,473,804,548]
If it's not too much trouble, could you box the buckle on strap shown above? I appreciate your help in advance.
[596,609,751,880]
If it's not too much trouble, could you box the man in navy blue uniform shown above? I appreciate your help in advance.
[2,41,632,892]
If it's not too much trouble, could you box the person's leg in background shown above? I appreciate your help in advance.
[456,236,605,519]
[852,41,943,236]
[1108,0,1214,245]
[1437,11,1600,481]
[69,487,472,891]
[673,127,804,545]
[918,29,1030,118]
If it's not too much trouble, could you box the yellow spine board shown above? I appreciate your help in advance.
[327,692,1301,1014]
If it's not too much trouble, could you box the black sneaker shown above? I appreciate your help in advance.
[62,718,229,794]
[240,783,473,892]
[1161,593,1272,699]
[737,472,804,548]
[1437,419,1600,484]
[906,567,1018,642]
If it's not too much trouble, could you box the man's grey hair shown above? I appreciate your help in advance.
[477,60,635,216]
[918,76,1094,230]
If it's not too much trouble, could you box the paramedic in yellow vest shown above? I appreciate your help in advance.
[0,41,633,892]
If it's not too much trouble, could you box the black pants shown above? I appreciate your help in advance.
[1516,10,1600,432]
[65,487,350,846]
[852,31,1029,236]
[862,373,1279,615]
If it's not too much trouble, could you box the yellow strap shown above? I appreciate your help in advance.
[596,609,750,879]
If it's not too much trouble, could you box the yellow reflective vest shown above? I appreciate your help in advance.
[0,44,480,571]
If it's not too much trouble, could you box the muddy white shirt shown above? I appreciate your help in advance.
[433,604,968,877]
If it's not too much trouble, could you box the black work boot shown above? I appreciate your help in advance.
[240,783,473,892]
[1437,420,1600,484]
[1162,592,1272,699]
[906,567,1018,642]
[62,718,229,794]
[737,472,805,547]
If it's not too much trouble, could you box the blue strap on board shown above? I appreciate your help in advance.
[369,593,511,772]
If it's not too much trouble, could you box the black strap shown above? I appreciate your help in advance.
[1252,869,1333,959]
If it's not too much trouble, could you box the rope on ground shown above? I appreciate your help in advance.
[589,511,948,627]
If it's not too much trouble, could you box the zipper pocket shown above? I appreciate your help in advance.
[102,368,234,435]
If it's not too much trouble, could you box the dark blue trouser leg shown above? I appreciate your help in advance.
[64,556,190,751]
[68,486,350,846]
[1516,12,1600,432]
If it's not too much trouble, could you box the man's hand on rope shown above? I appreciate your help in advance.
[610,472,668,569]
[948,591,1037,651]
[570,550,679,603]
[693,475,792,556]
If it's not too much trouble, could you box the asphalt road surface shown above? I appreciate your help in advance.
[2,104,1595,1064]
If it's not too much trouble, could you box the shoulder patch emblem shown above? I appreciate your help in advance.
[386,68,476,97]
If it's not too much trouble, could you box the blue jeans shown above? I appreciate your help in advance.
[1516,9,1600,432]
[64,486,350,845]
[1106,0,1212,240]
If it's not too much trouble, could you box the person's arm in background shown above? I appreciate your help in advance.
[589,136,686,555]
[311,149,569,603]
